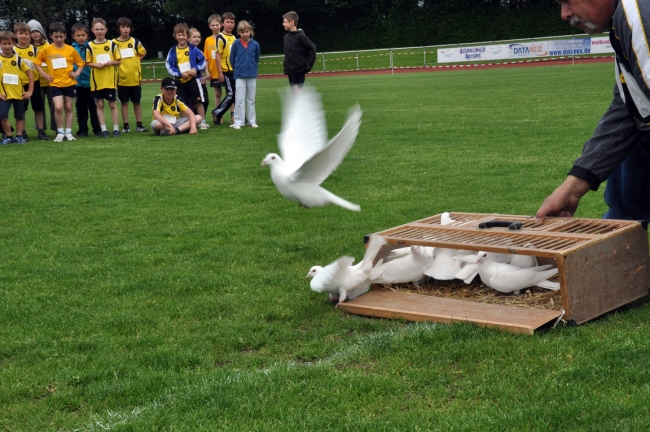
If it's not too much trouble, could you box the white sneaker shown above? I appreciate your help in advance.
[54,133,65,142]
[250,123,259,128]
[199,122,210,130]
[65,133,76,141]
[231,124,241,130]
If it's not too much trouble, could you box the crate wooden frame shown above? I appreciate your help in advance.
[339,213,650,334]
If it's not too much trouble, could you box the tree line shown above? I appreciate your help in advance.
[2,0,579,57]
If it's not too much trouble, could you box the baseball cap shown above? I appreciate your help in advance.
[161,77,177,89]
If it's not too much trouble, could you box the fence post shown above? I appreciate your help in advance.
[356,51,359,70]
[390,48,393,72]
[322,53,326,72]
[152,63,156,80]
[423,46,426,66]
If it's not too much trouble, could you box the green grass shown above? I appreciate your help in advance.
[3,63,650,430]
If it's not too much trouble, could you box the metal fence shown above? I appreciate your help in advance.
[141,33,607,81]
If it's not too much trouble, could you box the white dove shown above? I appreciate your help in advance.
[425,212,474,280]
[370,245,433,286]
[473,251,559,295]
[307,235,387,307]
[261,86,362,211]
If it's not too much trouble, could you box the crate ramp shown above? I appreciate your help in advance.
[338,213,650,334]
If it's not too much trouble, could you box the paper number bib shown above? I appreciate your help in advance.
[96,54,111,64]
[120,48,134,58]
[163,114,177,124]
[2,73,19,85]
[51,58,67,69]
[211,50,217,60]
[178,62,191,73]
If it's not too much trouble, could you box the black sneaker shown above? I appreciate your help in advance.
[113,130,121,138]
[38,132,49,141]
[77,131,89,137]
[136,126,148,132]
[122,127,131,133]
[93,131,103,137]
[21,132,29,141]
[101,131,109,139]
[211,110,221,125]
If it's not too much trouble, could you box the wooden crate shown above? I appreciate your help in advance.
[339,213,650,334]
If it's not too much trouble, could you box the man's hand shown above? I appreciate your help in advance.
[535,175,592,223]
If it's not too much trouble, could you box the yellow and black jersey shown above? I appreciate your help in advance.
[33,42,50,87]
[0,53,31,99]
[86,40,121,91]
[152,94,189,119]
[175,46,193,83]
[14,45,40,85]
[113,37,146,87]
[217,33,236,73]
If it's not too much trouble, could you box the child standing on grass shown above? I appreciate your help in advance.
[188,28,210,130]
[29,19,56,136]
[165,23,206,118]
[34,23,85,142]
[151,77,200,136]
[210,12,236,125]
[86,18,122,138]
[0,31,34,144]
[282,11,316,93]
[204,14,222,113]
[71,23,101,137]
[113,17,148,133]
[229,21,260,129]
[13,22,47,141]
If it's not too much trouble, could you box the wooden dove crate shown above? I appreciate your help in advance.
[339,213,650,335]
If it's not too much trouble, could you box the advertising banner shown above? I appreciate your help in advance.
[591,36,614,54]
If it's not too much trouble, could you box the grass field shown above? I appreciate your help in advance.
[3,63,650,431]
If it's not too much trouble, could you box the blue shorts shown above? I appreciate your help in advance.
[0,99,26,121]
[50,86,77,98]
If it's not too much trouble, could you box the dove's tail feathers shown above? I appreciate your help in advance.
[325,190,361,211]
[535,268,559,283]
[368,259,384,281]
[531,264,553,272]
[536,280,561,291]
[361,235,388,273]
[347,284,370,300]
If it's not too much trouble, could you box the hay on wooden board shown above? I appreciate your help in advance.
[376,276,562,310]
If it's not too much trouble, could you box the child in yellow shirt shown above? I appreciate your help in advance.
[113,17,147,133]
[86,18,122,138]
[204,14,222,110]
[34,23,85,142]
[13,22,47,141]
[0,31,34,144]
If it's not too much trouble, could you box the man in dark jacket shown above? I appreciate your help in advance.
[282,11,316,93]
[536,0,650,227]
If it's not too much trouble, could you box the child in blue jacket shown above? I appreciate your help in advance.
[229,21,260,129]
[165,23,206,114]
[71,23,101,136]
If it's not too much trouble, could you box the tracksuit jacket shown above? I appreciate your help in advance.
[571,0,650,190]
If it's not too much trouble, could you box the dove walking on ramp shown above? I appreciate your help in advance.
[307,235,387,307]
[261,86,362,211]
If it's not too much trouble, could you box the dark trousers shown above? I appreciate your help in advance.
[211,72,235,121]
[41,85,57,132]
[75,87,101,134]
[603,133,650,224]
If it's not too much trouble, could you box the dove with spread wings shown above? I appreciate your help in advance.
[261,86,362,211]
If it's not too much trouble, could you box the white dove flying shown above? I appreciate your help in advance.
[370,245,433,286]
[261,87,362,211]
[307,235,387,307]
[473,251,559,295]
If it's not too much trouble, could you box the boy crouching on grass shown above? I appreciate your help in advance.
[0,30,34,144]
[151,77,200,136]
[34,23,85,142]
